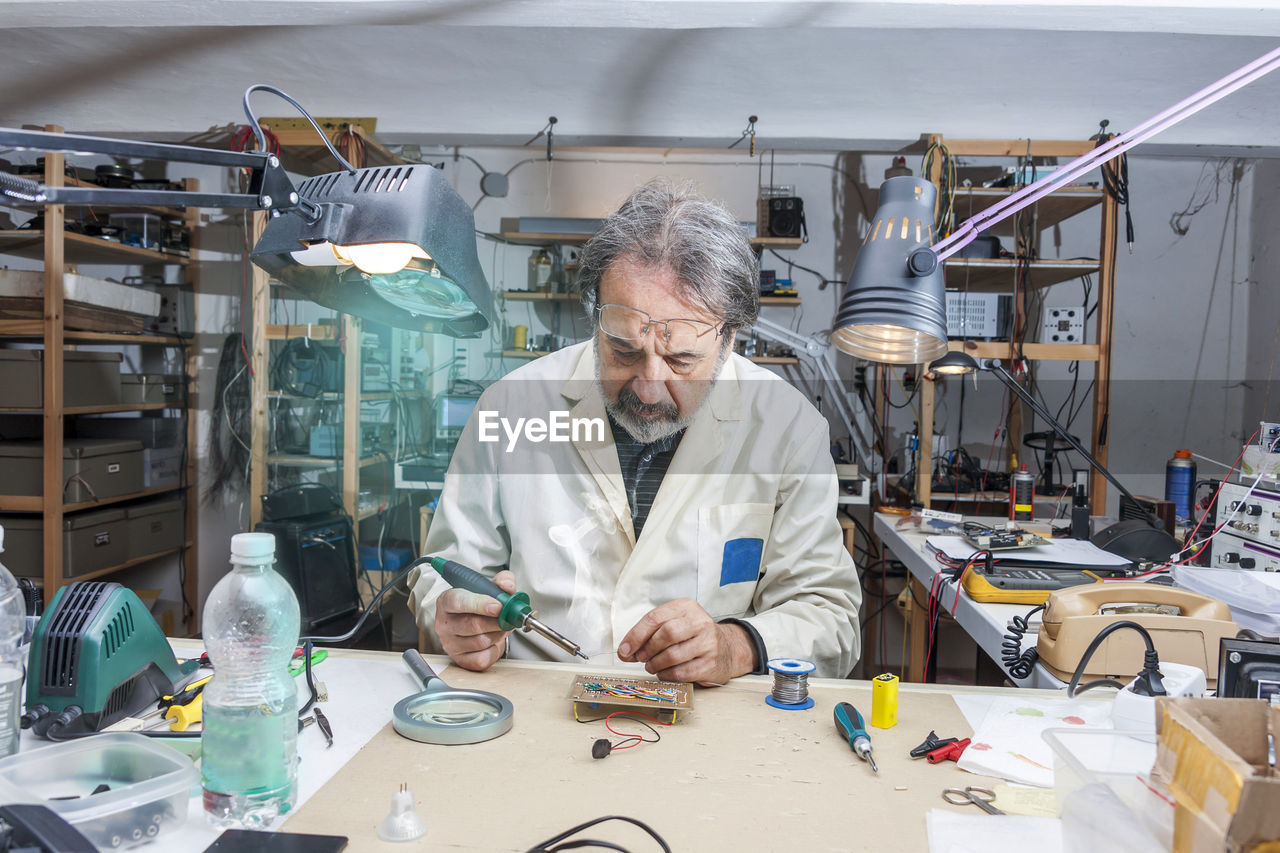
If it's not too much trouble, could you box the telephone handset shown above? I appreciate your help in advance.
[1036,582,1237,687]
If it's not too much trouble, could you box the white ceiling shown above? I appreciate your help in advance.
[2,0,1280,154]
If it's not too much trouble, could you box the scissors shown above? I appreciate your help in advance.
[942,786,1005,815]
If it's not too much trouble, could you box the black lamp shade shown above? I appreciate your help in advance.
[928,350,979,375]
[831,176,948,364]
[251,164,494,338]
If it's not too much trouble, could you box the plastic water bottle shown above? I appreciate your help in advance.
[201,532,300,828]
[0,527,24,758]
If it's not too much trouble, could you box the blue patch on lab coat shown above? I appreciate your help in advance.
[720,538,764,585]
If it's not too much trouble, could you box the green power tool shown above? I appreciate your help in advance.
[23,582,199,738]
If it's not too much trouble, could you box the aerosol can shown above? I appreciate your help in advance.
[1010,464,1035,521]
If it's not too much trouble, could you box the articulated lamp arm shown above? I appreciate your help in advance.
[750,317,878,474]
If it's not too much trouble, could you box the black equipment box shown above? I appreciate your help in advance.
[256,512,361,633]
[766,197,805,239]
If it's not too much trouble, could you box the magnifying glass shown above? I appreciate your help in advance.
[391,650,514,745]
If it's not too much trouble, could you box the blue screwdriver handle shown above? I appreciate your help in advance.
[834,702,868,748]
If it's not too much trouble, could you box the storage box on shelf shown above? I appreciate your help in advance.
[0,127,200,629]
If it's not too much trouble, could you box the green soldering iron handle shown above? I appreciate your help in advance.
[429,557,531,631]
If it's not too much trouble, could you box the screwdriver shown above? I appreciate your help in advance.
[143,691,203,732]
[429,557,588,660]
[834,702,878,772]
[137,676,211,725]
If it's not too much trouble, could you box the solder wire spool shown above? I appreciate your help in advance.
[765,658,815,710]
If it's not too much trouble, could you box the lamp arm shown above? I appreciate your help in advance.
[0,127,305,214]
[930,44,1280,262]
[751,317,878,473]
[985,360,1140,509]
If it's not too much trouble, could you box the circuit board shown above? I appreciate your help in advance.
[568,674,694,714]
[961,523,1049,551]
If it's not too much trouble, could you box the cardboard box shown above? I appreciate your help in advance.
[1155,697,1280,852]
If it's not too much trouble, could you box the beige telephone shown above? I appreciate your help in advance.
[1036,583,1238,687]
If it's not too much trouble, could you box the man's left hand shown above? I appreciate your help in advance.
[617,599,755,685]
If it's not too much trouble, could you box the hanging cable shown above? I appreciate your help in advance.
[1091,120,1134,252]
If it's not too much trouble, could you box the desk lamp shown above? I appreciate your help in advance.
[0,85,494,337]
[831,45,1280,364]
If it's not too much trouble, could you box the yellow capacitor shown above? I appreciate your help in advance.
[871,673,898,729]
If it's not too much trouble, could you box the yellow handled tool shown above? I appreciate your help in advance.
[162,692,203,732]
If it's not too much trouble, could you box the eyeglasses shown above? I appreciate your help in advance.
[596,303,725,356]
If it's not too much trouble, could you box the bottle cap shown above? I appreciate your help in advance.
[1174,449,1192,459]
[1019,463,1028,471]
[231,532,275,559]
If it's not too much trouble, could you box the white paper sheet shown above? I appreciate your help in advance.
[955,696,1114,787]
[927,810,1063,853]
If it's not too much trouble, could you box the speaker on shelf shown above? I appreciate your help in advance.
[256,512,362,633]
[767,197,805,239]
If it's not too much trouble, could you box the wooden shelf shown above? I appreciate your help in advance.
[0,231,188,266]
[66,543,192,584]
[0,327,188,344]
[943,258,1099,291]
[751,237,804,250]
[266,454,385,469]
[267,390,425,401]
[499,349,799,365]
[948,341,1100,362]
[759,296,802,306]
[499,349,549,359]
[60,177,192,220]
[0,402,181,415]
[66,484,187,513]
[951,186,1103,236]
[0,484,190,514]
[265,324,340,341]
[273,125,404,176]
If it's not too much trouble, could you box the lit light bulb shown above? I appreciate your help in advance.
[331,242,430,275]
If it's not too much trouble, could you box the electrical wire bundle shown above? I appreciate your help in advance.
[921,550,990,679]
[205,333,252,505]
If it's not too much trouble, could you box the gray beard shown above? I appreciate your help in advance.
[594,344,728,444]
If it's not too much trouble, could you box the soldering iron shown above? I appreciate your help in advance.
[429,557,589,660]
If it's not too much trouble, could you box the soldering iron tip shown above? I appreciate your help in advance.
[576,650,589,660]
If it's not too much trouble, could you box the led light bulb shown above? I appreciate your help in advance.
[377,784,427,842]
[332,242,429,275]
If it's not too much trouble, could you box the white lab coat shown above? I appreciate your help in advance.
[408,340,862,677]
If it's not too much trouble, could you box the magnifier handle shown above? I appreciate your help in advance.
[402,650,445,690]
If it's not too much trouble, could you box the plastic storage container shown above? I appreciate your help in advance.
[1044,727,1172,852]
[0,732,197,848]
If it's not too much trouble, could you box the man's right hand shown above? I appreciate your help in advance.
[434,570,518,671]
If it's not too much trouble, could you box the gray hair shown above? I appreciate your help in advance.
[577,180,759,331]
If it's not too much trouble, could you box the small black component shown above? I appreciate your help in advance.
[909,730,958,759]
[591,739,612,759]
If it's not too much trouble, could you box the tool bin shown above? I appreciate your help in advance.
[0,507,130,578]
[0,732,197,849]
[0,349,122,407]
[125,498,184,558]
[0,438,144,501]
[77,415,184,449]
[119,373,185,405]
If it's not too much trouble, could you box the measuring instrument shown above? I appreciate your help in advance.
[961,563,1102,604]
[429,557,588,660]
[391,650,514,745]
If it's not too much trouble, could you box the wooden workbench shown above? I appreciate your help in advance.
[287,659,1033,851]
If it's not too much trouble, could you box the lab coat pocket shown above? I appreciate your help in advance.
[698,503,773,619]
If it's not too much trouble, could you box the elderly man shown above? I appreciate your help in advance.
[409,181,861,682]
